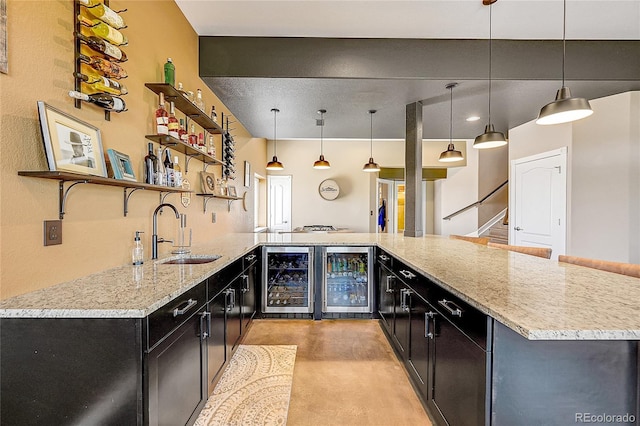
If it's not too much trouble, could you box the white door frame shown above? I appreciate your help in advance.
[509,147,567,259]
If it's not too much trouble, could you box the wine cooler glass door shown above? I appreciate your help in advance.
[262,247,314,313]
[323,247,372,313]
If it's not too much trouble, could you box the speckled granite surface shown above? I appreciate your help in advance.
[1,233,639,341]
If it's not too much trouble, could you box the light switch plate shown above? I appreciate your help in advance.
[44,220,62,246]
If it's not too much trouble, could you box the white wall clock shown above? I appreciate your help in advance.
[319,179,340,200]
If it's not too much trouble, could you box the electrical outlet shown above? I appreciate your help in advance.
[211,212,217,223]
[44,220,62,246]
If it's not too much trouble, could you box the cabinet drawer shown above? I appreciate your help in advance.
[376,249,394,270]
[242,248,260,271]
[432,286,489,350]
[147,281,206,350]
[208,259,243,300]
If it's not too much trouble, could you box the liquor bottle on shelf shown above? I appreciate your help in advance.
[207,135,216,158]
[198,132,205,151]
[176,82,189,98]
[78,53,127,79]
[78,15,128,46]
[155,92,169,135]
[155,147,166,186]
[188,123,197,147]
[78,0,126,29]
[210,105,218,123]
[74,71,127,96]
[164,58,175,87]
[178,119,188,143]
[144,143,157,185]
[173,156,182,187]
[75,33,127,62]
[163,150,174,187]
[68,90,126,112]
[168,102,179,139]
[195,89,205,112]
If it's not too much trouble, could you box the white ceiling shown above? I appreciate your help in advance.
[176,0,640,40]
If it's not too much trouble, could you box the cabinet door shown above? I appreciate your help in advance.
[241,264,257,333]
[393,284,410,359]
[227,277,243,353]
[377,263,395,335]
[207,290,227,394]
[147,309,207,426]
[430,314,487,426]
[407,293,433,401]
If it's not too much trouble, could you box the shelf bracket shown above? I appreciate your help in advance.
[123,187,143,216]
[202,196,213,213]
[184,153,200,173]
[59,180,88,219]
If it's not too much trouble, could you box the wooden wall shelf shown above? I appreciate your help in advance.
[196,193,241,213]
[145,134,222,172]
[18,171,190,219]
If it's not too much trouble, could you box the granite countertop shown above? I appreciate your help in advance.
[1,233,639,341]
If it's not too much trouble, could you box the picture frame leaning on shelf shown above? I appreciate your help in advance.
[37,101,108,177]
[106,149,136,181]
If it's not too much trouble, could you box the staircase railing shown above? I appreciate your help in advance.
[443,180,508,221]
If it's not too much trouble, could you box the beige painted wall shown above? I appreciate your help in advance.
[266,138,468,233]
[0,0,266,299]
[477,145,508,227]
[508,91,639,263]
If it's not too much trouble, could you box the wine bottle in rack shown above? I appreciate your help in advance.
[155,92,169,135]
[74,71,128,96]
[168,102,179,139]
[76,33,127,62]
[78,15,128,46]
[78,53,127,79]
[68,90,126,112]
[78,0,126,29]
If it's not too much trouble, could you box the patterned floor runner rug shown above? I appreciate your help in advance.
[194,345,297,426]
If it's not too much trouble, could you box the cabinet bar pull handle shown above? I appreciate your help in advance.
[399,270,416,280]
[241,274,249,292]
[173,298,197,317]
[379,254,389,261]
[385,275,394,293]
[200,312,209,339]
[245,254,256,261]
[438,299,463,317]
[425,311,435,339]
[402,288,411,311]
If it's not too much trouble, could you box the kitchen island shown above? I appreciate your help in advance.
[1,233,639,425]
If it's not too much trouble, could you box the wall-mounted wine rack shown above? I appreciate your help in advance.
[73,0,128,121]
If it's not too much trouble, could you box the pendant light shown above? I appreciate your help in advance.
[473,1,507,149]
[266,108,284,170]
[313,109,331,169]
[536,0,593,125]
[439,83,464,163]
[363,110,380,172]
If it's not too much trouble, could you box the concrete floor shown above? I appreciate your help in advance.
[243,319,432,426]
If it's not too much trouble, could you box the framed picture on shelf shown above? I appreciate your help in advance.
[106,149,136,181]
[244,161,251,188]
[37,101,108,177]
[199,171,218,195]
[227,185,237,198]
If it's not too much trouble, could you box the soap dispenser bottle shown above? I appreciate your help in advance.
[132,231,144,265]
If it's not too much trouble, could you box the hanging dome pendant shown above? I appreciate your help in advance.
[313,109,331,169]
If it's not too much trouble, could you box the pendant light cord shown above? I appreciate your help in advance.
[562,0,566,86]
[449,85,453,144]
[488,2,493,124]
[320,111,324,154]
[273,109,278,157]
[370,112,374,157]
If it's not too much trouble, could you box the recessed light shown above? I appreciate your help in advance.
[466,116,481,122]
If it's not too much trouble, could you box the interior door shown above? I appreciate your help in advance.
[510,148,567,259]
[377,179,392,233]
[268,175,292,233]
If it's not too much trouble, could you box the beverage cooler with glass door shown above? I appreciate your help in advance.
[323,247,373,313]
[262,247,314,313]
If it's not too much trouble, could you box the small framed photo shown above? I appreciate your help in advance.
[106,149,136,181]
[227,185,237,198]
[37,101,107,177]
[200,171,217,195]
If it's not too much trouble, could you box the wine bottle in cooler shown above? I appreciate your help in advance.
[168,102,179,139]
[155,92,169,135]
[144,143,157,185]
[78,53,127,79]
[75,32,127,62]
[78,15,128,46]
[68,90,126,112]
[78,0,126,29]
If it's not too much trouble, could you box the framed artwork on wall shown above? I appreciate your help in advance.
[37,101,108,177]
[227,185,237,198]
[200,171,217,195]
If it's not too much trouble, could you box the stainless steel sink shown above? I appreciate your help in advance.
[159,255,221,265]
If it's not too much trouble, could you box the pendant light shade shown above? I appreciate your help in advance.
[473,2,507,150]
[313,109,331,169]
[439,83,464,163]
[266,108,284,170]
[536,0,592,125]
[363,110,380,172]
